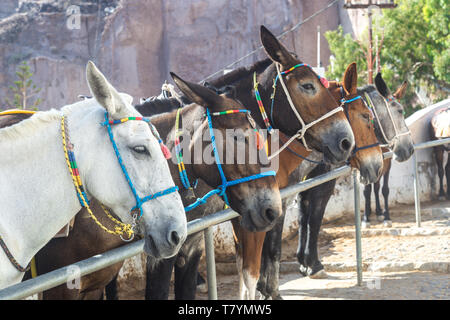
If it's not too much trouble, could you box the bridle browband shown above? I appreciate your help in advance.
[175,108,276,213]
[253,63,344,160]
[339,94,380,155]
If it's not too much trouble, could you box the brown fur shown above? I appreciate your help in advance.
[232,62,383,298]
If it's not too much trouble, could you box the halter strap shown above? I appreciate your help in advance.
[339,95,380,154]
[363,92,411,147]
[253,63,344,159]
[180,108,276,212]
[102,111,179,219]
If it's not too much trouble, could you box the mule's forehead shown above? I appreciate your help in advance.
[116,121,155,143]
[390,99,404,110]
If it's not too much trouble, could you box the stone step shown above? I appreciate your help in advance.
[280,261,450,274]
[322,226,450,239]
[216,260,450,276]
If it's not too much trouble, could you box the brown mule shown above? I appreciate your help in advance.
[232,62,383,299]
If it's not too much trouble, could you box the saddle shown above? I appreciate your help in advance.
[431,107,450,138]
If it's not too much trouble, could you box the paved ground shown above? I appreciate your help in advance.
[119,200,450,300]
[197,200,450,300]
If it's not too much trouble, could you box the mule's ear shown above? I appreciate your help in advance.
[374,72,390,98]
[86,61,128,118]
[393,81,408,100]
[260,25,298,66]
[170,72,220,108]
[342,62,358,95]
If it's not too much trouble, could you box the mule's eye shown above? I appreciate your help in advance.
[132,145,149,155]
[301,83,315,91]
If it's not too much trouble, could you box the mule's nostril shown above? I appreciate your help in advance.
[169,230,181,247]
[340,138,352,152]
[264,208,278,223]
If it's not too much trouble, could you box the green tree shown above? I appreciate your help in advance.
[325,0,449,115]
[325,25,367,86]
[4,61,42,110]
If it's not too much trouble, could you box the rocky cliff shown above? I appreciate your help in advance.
[0,0,349,110]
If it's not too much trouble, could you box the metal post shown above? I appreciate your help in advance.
[204,227,217,300]
[317,25,321,68]
[353,170,363,286]
[367,4,374,84]
[413,153,422,227]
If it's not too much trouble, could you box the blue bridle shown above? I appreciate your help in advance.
[339,95,380,154]
[184,108,276,212]
[102,111,179,219]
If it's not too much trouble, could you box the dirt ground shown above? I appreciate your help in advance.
[119,200,450,300]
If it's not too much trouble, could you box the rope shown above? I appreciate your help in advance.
[363,92,411,147]
[101,112,179,218]
[183,108,276,212]
[61,115,135,241]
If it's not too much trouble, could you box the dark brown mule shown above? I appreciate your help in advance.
[208,26,355,165]
[430,107,450,199]
[232,62,383,299]
[362,74,414,228]
[16,73,282,299]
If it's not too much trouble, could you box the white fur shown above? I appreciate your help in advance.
[0,62,186,289]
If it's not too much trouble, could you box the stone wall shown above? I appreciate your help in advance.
[0,0,346,109]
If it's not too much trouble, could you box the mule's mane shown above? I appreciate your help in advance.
[208,58,273,88]
[0,109,61,141]
[357,84,377,95]
[135,96,190,118]
[0,99,101,142]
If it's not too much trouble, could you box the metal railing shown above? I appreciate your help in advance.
[1,137,449,300]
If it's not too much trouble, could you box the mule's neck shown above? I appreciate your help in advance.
[0,112,83,285]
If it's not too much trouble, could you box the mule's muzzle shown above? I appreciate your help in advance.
[359,158,383,185]
[240,196,282,232]
[143,221,187,259]
[394,142,414,162]
[321,122,355,165]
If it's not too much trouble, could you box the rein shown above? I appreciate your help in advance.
[175,108,276,212]
[253,63,343,159]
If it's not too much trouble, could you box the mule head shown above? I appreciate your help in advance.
[329,63,383,184]
[375,73,414,162]
[171,72,282,232]
[260,25,354,165]
[84,61,187,259]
